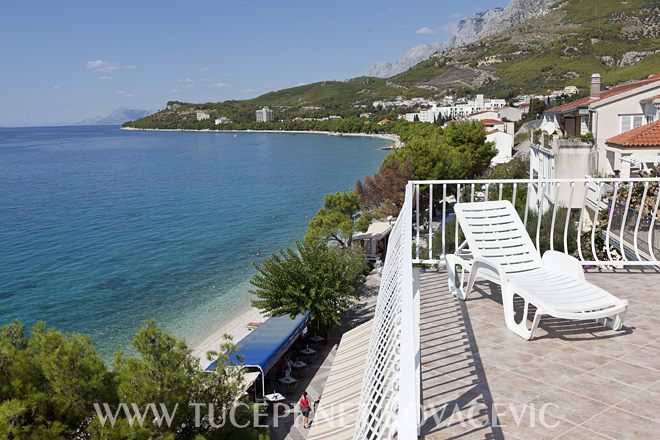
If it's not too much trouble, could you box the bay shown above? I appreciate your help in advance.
[0,125,388,358]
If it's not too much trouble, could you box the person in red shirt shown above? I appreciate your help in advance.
[299,391,311,429]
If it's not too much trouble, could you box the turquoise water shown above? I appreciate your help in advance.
[0,126,388,357]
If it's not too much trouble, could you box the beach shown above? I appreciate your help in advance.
[192,305,266,369]
[120,127,404,149]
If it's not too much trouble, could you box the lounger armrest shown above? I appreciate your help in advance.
[472,257,508,282]
[542,250,585,281]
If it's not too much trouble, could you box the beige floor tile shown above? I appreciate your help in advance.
[644,379,660,395]
[557,426,616,439]
[485,371,557,405]
[497,401,576,440]
[562,336,643,359]
[620,344,660,371]
[529,388,610,426]
[558,372,640,406]
[419,269,660,439]
[542,345,614,372]
[512,357,584,388]
[581,407,660,440]
[474,343,540,372]
[589,359,660,390]
[615,389,660,423]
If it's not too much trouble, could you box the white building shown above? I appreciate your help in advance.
[477,118,515,164]
[467,107,523,123]
[498,106,524,122]
[256,106,274,122]
[529,73,660,208]
[536,73,660,177]
[467,110,500,121]
[605,119,660,177]
[487,130,514,165]
[196,111,210,121]
[214,116,232,125]
[436,94,506,120]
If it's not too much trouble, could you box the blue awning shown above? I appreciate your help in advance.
[205,310,311,373]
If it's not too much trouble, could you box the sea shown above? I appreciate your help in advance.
[0,125,389,358]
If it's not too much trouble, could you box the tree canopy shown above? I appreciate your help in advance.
[305,191,370,247]
[0,320,264,439]
[250,241,367,332]
[390,120,497,181]
[356,156,413,217]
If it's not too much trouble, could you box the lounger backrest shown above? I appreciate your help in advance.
[454,200,543,274]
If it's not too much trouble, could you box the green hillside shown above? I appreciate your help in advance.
[414,0,660,97]
[126,0,659,128]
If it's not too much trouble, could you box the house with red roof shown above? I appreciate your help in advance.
[529,73,660,208]
[537,73,660,175]
[464,114,516,164]
[467,110,500,121]
[605,119,660,177]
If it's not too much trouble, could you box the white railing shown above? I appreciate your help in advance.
[411,177,660,267]
[353,177,660,440]
[353,183,419,440]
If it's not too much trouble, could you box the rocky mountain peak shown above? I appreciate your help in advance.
[366,0,554,78]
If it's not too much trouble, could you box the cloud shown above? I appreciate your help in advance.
[242,88,255,93]
[416,26,437,35]
[200,67,209,72]
[116,90,139,97]
[170,88,180,93]
[177,78,195,89]
[85,59,135,73]
[416,20,459,35]
[208,82,230,88]
[52,85,60,89]
[98,75,113,80]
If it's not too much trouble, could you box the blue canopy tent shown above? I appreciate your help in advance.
[205,310,311,395]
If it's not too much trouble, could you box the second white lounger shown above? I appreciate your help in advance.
[446,200,628,340]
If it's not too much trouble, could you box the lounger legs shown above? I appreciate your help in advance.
[501,283,543,340]
[597,309,627,331]
[446,255,470,300]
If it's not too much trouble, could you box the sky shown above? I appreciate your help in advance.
[0,0,506,126]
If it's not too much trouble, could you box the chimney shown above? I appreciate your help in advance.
[590,73,601,98]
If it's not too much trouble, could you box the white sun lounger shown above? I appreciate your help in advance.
[446,200,628,340]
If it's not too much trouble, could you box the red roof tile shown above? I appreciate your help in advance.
[607,120,660,148]
[481,118,503,124]
[546,74,660,113]
[469,110,499,116]
[640,94,660,102]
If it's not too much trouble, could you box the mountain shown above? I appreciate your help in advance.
[77,108,152,125]
[128,0,660,128]
[392,0,660,95]
[366,0,555,78]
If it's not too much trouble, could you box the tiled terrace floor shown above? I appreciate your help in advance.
[419,268,660,440]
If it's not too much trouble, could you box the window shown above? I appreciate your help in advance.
[619,114,647,133]
[621,116,631,133]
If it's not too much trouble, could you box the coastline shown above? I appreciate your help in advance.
[119,126,392,369]
[191,304,267,370]
[120,126,403,149]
